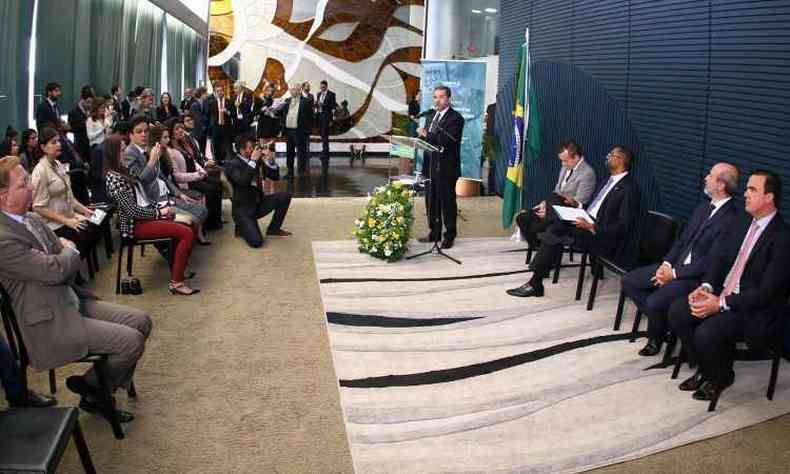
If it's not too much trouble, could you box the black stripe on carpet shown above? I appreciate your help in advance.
[339,332,648,388]
[320,269,531,284]
[327,312,482,327]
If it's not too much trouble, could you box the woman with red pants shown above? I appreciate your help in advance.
[103,135,199,295]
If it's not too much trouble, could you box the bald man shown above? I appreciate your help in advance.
[621,163,740,357]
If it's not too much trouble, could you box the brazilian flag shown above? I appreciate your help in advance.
[502,30,541,228]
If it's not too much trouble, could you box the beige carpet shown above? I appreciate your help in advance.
[8,196,790,473]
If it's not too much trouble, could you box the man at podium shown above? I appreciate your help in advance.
[417,85,465,249]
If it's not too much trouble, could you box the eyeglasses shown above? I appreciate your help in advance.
[607,152,625,160]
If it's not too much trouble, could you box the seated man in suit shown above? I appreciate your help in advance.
[516,139,596,248]
[507,145,641,298]
[668,170,790,401]
[226,134,292,248]
[622,163,739,356]
[1,336,57,408]
[0,156,152,422]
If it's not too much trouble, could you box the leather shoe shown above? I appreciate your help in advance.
[417,235,436,243]
[679,370,706,392]
[506,283,544,298]
[79,397,135,423]
[638,339,663,357]
[8,390,57,408]
[692,372,735,401]
[441,238,454,249]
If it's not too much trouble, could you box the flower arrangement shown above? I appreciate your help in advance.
[353,181,415,262]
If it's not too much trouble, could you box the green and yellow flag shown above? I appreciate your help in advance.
[502,29,541,228]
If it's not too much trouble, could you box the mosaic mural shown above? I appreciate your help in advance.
[208,0,424,139]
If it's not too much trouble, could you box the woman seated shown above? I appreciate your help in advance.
[103,135,199,295]
[31,127,99,258]
[156,92,180,123]
[18,129,41,172]
[86,98,113,149]
[168,119,224,230]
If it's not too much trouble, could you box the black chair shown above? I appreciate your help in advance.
[585,211,681,319]
[0,407,96,473]
[671,308,788,412]
[0,284,130,439]
[115,237,173,294]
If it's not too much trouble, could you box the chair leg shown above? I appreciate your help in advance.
[768,351,781,401]
[708,388,722,412]
[586,260,600,311]
[126,243,134,276]
[671,346,686,380]
[86,255,96,280]
[630,309,643,343]
[91,247,100,273]
[115,245,124,294]
[525,247,533,265]
[569,249,575,262]
[613,290,626,331]
[104,225,114,259]
[94,359,125,440]
[575,252,588,301]
[72,420,97,474]
[49,369,57,394]
[140,244,146,257]
[552,256,562,284]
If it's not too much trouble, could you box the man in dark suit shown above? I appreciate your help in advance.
[208,86,236,164]
[233,82,255,135]
[225,134,292,248]
[68,85,94,164]
[507,145,641,298]
[315,80,337,170]
[282,85,315,178]
[180,88,195,114]
[417,85,465,249]
[189,87,208,154]
[34,82,62,130]
[622,163,740,356]
[668,170,790,401]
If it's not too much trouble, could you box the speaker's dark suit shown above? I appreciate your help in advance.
[529,173,641,286]
[423,107,465,241]
[281,96,314,176]
[225,155,292,248]
[622,199,738,340]
[316,89,337,163]
[669,212,790,384]
[35,99,61,129]
[208,97,236,164]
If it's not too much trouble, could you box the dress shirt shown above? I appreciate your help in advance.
[559,157,584,191]
[585,171,628,219]
[285,96,301,129]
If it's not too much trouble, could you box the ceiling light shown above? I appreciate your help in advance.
[471,9,482,14]
[485,8,497,13]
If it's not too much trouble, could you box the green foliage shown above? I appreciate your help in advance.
[353,182,415,262]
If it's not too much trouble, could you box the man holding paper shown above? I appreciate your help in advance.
[507,145,640,298]
[516,139,596,248]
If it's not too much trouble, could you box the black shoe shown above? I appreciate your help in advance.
[692,372,735,401]
[66,375,103,399]
[441,238,454,249]
[79,397,135,423]
[506,283,544,298]
[418,235,437,243]
[8,390,57,408]
[638,339,663,357]
[679,370,706,392]
[128,277,143,295]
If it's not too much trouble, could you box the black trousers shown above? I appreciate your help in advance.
[668,300,744,384]
[55,223,100,258]
[319,116,331,163]
[189,175,223,229]
[234,192,292,248]
[425,174,458,241]
[516,209,550,248]
[528,225,592,287]
[286,128,309,176]
[211,125,234,164]
[621,264,699,340]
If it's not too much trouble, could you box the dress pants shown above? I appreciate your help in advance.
[668,300,744,385]
[516,209,551,248]
[211,125,234,164]
[234,192,292,248]
[133,220,194,282]
[286,128,309,176]
[55,224,100,260]
[0,337,25,403]
[528,225,592,287]
[621,264,699,340]
[80,299,152,393]
[319,116,331,165]
[425,175,458,241]
[189,175,223,229]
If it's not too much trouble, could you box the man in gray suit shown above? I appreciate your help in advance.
[516,139,597,248]
[0,156,151,423]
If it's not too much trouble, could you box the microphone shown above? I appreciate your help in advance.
[416,108,435,118]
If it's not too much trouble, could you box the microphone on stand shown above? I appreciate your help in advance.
[416,108,435,118]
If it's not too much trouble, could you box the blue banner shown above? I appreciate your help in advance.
[419,60,487,180]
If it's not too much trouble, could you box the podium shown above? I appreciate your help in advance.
[387,135,440,180]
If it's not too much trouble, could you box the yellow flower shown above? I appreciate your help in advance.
[378,235,387,242]
[397,216,404,224]
[368,218,376,227]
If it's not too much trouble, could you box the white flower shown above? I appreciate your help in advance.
[384,249,392,257]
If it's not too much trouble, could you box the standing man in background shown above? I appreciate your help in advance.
[315,80,337,173]
[282,85,314,179]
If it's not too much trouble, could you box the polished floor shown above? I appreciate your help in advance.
[276,155,399,198]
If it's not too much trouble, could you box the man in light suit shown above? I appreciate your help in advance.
[622,163,739,356]
[516,139,596,249]
[0,156,151,422]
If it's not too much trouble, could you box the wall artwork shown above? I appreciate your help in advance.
[208,0,425,140]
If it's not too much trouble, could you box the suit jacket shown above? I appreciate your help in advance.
[0,212,97,370]
[316,90,337,124]
[189,100,206,138]
[208,97,236,131]
[123,143,169,202]
[664,198,738,280]
[424,107,465,179]
[68,104,90,160]
[281,96,315,131]
[121,97,133,120]
[233,92,255,130]
[553,159,597,205]
[225,155,279,218]
[702,212,790,348]
[585,173,641,258]
[35,99,61,129]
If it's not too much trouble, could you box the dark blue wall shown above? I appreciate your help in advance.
[495,0,790,220]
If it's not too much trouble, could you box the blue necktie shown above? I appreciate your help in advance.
[588,177,615,213]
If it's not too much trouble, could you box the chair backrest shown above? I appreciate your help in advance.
[638,210,681,263]
[0,283,31,374]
